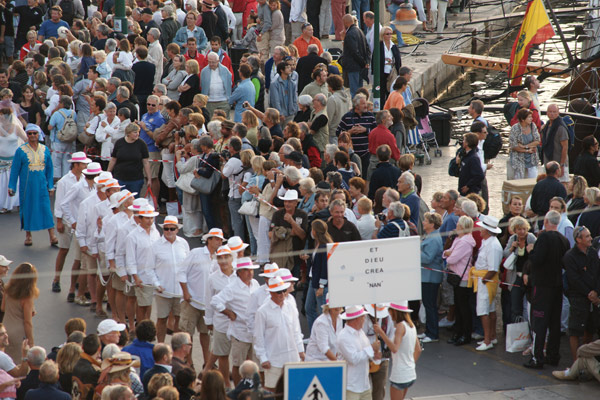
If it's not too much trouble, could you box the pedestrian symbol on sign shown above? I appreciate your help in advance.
[302,377,329,400]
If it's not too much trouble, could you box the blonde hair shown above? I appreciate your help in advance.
[251,155,265,175]
[193,93,208,107]
[186,59,200,74]
[242,110,259,128]
[380,26,393,40]
[509,216,530,232]
[240,149,255,167]
[357,196,372,214]
[94,50,107,61]
[456,215,474,233]
[56,343,82,374]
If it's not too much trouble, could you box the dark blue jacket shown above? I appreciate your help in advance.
[458,148,484,195]
[310,244,328,289]
[368,162,401,199]
[123,339,155,378]
[142,364,173,394]
[24,383,71,400]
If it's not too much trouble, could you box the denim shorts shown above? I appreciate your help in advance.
[390,379,415,390]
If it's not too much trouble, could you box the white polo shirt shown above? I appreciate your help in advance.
[177,246,215,311]
[151,236,190,298]
[125,224,161,284]
[337,324,374,394]
[204,268,236,334]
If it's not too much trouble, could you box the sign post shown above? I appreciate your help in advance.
[284,361,346,400]
[326,236,421,307]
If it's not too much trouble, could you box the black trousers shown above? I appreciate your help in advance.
[453,286,472,338]
[307,0,322,38]
[531,286,563,363]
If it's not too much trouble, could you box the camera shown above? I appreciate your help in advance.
[377,213,386,221]
[220,149,231,160]
[242,101,249,108]
[177,129,185,138]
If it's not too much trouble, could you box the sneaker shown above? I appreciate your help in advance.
[84,292,91,300]
[477,339,498,345]
[417,333,426,339]
[475,342,494,351]
[67,293,75,303]
[52,281,61,293]
[421,336,438,343]
[552,369,573,380]
[75,296,91,306]
[438,317,454,328]
[471,333,484,340]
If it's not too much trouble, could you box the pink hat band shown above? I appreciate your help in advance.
[279,274,294,281]
[345,309,365,318]
[390,303,411,312]
[72,155,89,162]
[86,167,102,174]
[237,261,254,269]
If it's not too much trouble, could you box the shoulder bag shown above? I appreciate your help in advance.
[175,156,198,195]
[239,176,260,216]
[191,169,221,194]
[447,254,471,287]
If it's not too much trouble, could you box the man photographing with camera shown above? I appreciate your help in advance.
[222,136,246,238]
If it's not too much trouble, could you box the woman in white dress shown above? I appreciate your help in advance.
[0,101,27,213]
[305,295,343,361]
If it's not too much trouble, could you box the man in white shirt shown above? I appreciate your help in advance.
[53,152,91,295]
[151,216,190,342]
[179,228,224,367]
[103,190,136,324]
[75,171,113,313]
[203,245,236,387]
[362,12,382,56]
[90,179,123,318]
[253,276,304,392]
[248,263,280,334]
[473,215,503,351]
[0,323,30,377]
[60,161,101,305]
[337,305,381,400]
[210,257,260,385]
[471,121,492,213]
[125,203,161,322]
[147,28,164,85]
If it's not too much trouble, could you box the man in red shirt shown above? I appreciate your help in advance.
[292,23,324,57]
[184,37,207,70]
[367,110,401,180]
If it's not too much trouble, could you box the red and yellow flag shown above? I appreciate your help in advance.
[508,0,555,86]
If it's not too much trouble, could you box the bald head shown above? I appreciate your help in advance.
[547,103,560,121]
[343,14,354,28]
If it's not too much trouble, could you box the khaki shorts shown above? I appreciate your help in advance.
[211,330,231,357]
[264,366,283,388]
[135,285,154,307]
[112,274,128,291]
[231,337,253,367]
[179,302,209,335]
[346,389,372,400]
[155,295,181,319]
[96,252,108,276]
[82,253,97,271]
[148,151,161,179]
[57,223,73,249]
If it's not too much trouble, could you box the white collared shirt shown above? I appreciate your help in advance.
[337,324,374,393]
[54,171,79,218]
[95,116,121,161]
[253,299,303,367]
[125,224,161,284]
[477,139,487,173]
[474,235,502,272]
[105,211,129,266]
[210,275,260,343]
[247,284,270,333]
[305,313,343,361]
[151,236,190,297]
[75,192,102,251]
[204,268,236,333]
[177,246,215,310]
[208,68,227,102]
[289,0,307,22]
[92,199,113,254]
[61,178,95,227]
[114,215,137,274]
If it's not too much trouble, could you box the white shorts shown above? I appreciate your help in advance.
[476,279,496,316]
[559,165,570,182]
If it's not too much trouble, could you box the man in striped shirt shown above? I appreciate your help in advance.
[336,93,376,174]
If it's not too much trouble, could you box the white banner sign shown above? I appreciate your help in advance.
[327,236,421,307]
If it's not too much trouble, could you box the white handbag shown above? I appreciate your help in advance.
[504,251,517,271]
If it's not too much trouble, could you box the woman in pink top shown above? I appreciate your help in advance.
[442,215,476,346]
[384,77,407,111]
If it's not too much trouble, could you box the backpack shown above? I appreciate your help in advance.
[483,124,502,160]
[562,115,575,152]
[448,146,464,177]
[57,110,78,142]
[60,0,75,25]
[390,221,410,237]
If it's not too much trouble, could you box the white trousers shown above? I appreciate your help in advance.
[430,0,449,34]
[257,216,272,263]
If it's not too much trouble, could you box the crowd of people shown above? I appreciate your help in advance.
[0,0,599,399]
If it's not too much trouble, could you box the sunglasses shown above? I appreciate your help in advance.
[573,226,587,240]
[147,103,157,106]
[27,131,39,135]
[163,227,177,231]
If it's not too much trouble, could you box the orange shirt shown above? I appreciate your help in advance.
[384,90,406,111]
[293,36,324,58]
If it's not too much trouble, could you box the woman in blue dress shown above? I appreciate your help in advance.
[8,123,56,246]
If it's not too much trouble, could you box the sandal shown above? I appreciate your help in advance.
[24,237,32,246]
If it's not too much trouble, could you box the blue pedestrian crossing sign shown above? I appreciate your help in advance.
[284,361,346,400]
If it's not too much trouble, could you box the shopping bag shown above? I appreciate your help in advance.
[505,319,531,353]
[166,201,180,217]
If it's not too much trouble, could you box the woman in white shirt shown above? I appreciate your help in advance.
[95,103,121,169]
[374,301,421,400]
[305,295,343,361]
[356,197,377,241]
